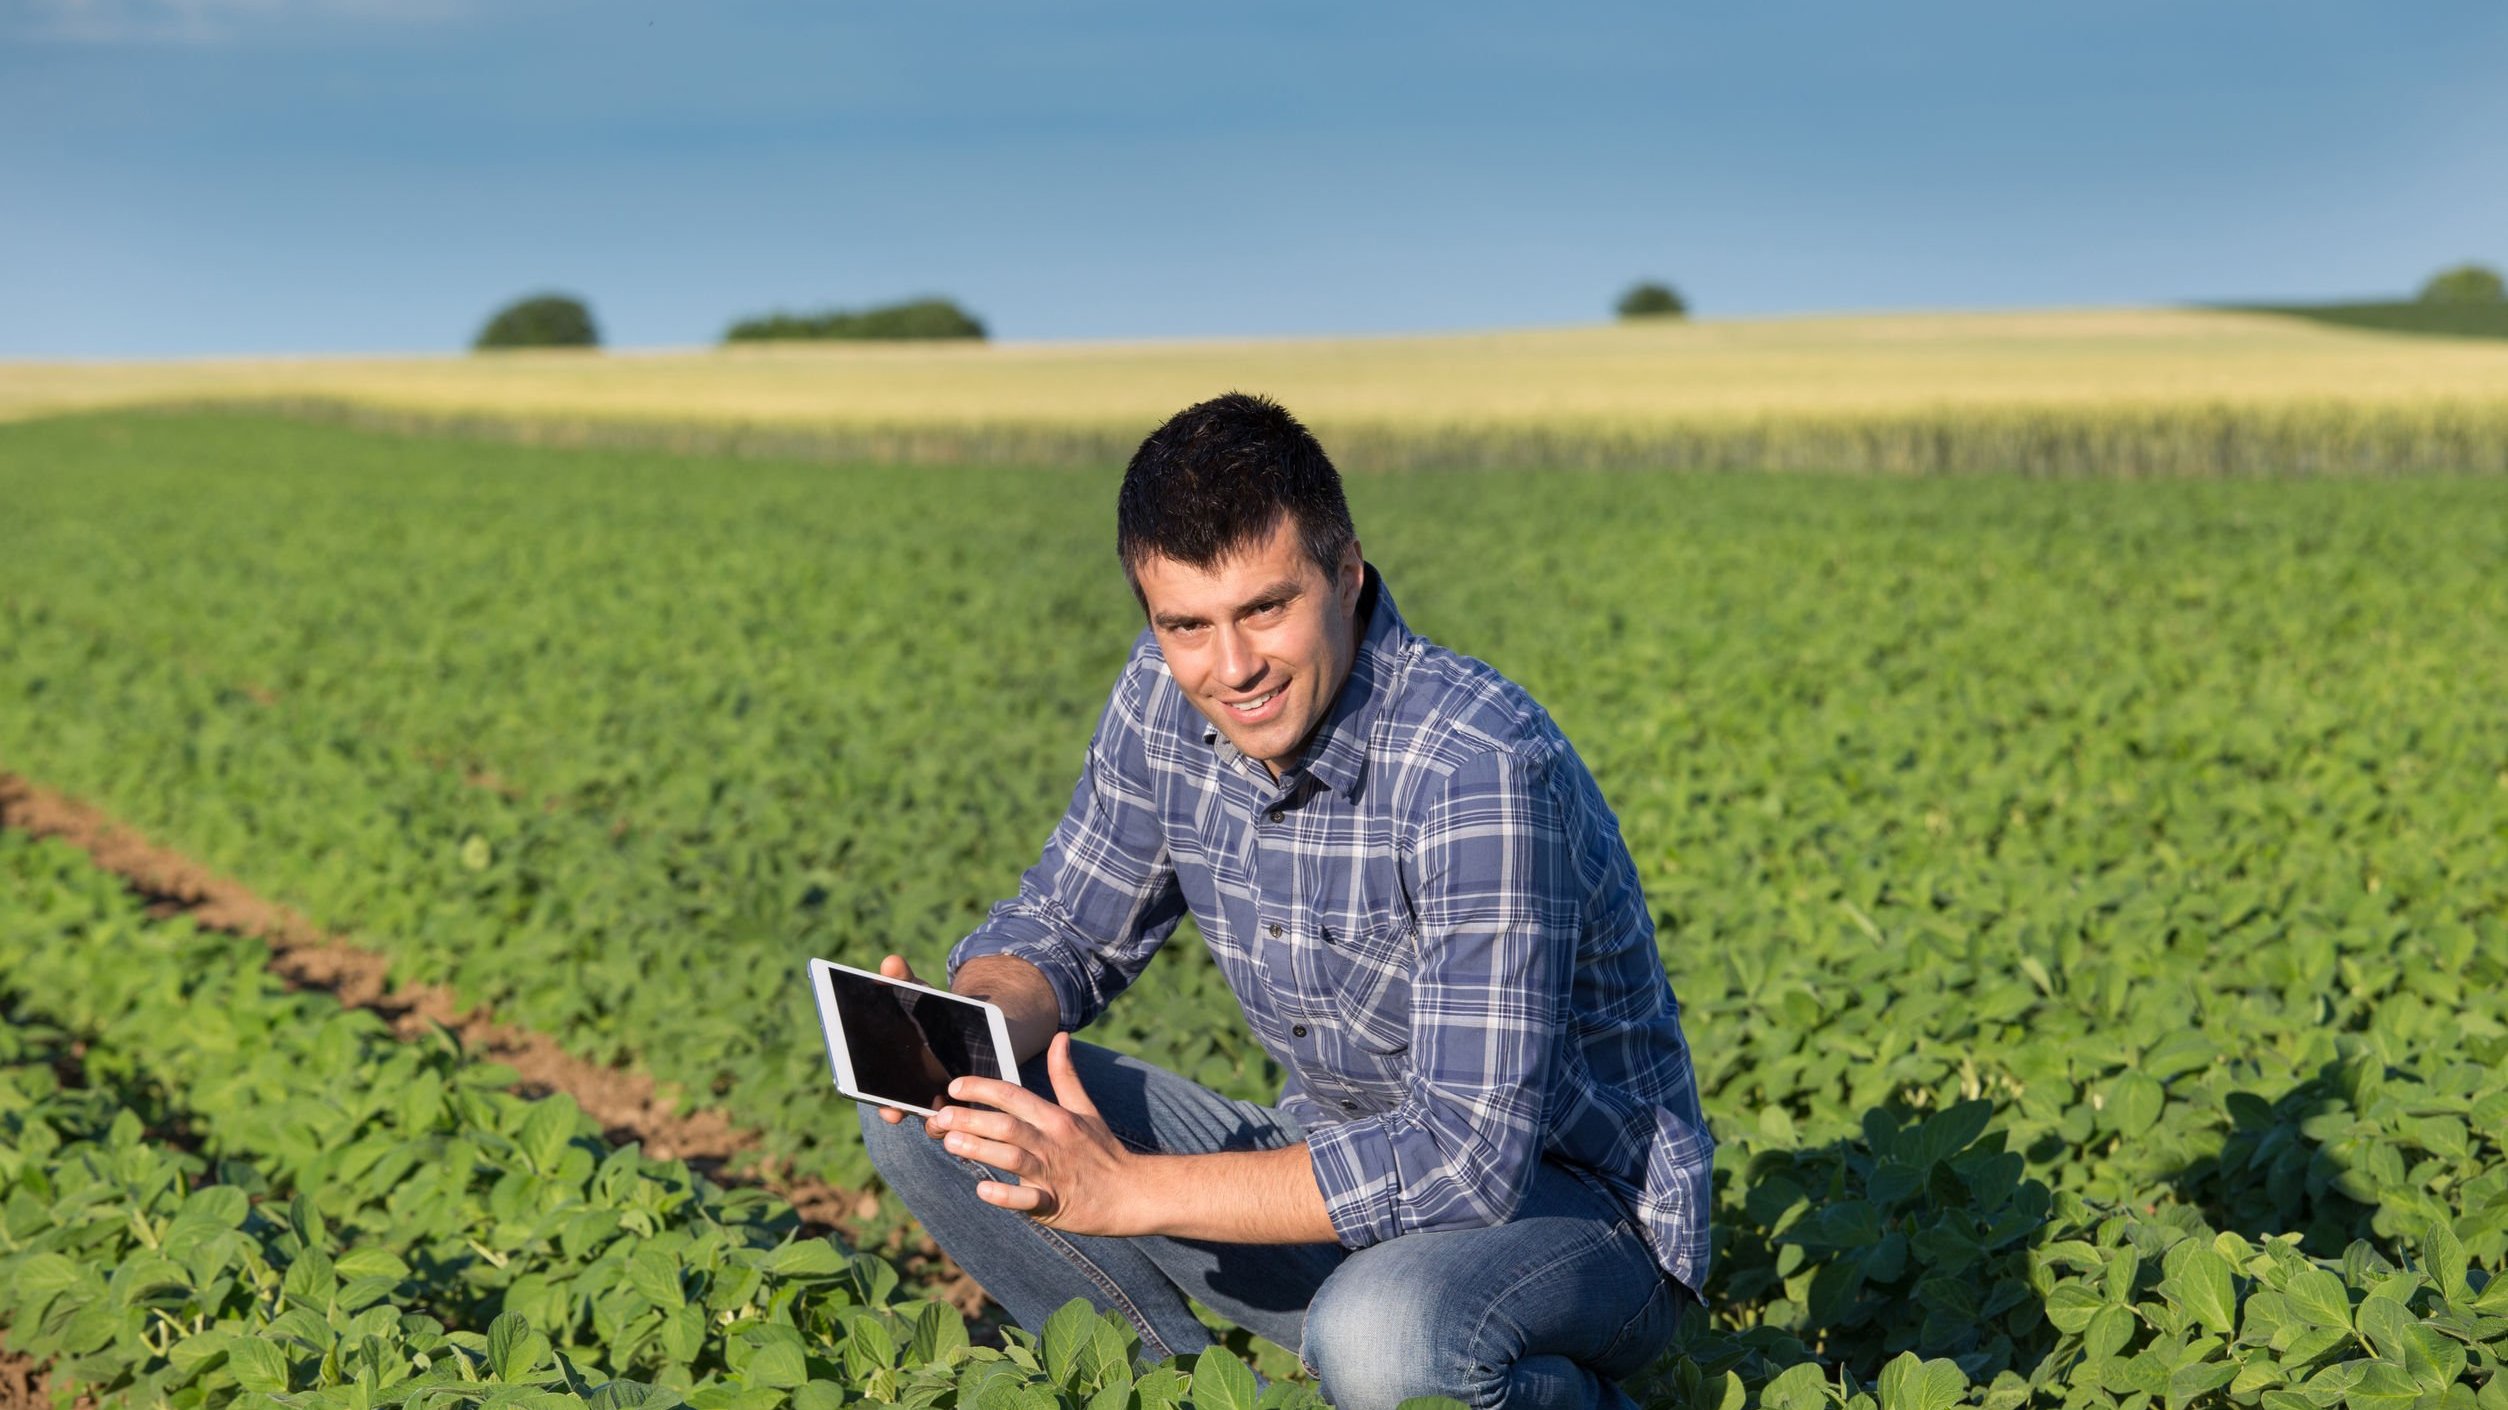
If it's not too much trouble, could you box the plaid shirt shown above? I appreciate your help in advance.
[950,567,1712,1294]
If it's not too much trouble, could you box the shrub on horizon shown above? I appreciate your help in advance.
[2418,263,2506,305]
[1615,281,1688,320]
[473,293,601,351]
[724,296,987,343]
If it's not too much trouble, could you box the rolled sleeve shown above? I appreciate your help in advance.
[948,656,1185,1033]
[1303,745,1578,1249]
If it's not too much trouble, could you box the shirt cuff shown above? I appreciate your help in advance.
[1303,1113,1407,1249]
[946,932,1090,1033]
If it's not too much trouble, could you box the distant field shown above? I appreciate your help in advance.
[2233,300,2508,342]
[8,308,2508,474]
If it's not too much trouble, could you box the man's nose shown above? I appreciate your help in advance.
[1213,624,1263,687]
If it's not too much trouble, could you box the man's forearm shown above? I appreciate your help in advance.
[951,954,1063,1064]
[1126,1143,1339,1244]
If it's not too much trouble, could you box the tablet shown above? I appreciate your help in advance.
[807,958,1021,1117]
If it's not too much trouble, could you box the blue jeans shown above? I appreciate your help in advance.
[857,1040,1682,1410]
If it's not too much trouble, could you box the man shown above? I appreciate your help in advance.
[861,393,1710,1410]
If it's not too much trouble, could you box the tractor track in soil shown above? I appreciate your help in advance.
[0,771,989,1329]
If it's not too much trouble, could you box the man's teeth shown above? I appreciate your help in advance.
[1229,689,1281,713]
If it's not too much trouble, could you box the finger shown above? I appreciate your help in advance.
[939,1129,1035,1174]
[1046,1033,1102,1120]
[976,1178,1054,1219]
[879,954,921,984]
[879,1106,906,1125]
[927,1105,1031,1144]
[950,1075,1061,1125]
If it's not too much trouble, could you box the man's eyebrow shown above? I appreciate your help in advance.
[1151,579,1305,631]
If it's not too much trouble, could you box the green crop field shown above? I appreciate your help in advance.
[3,410,2506,1410]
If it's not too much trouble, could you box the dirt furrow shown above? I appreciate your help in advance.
[0,1350,93,1410]
[0,771,984,1317]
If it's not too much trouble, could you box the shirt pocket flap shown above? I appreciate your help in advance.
[1323,918,1415,1054]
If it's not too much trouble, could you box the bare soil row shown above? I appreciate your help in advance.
[0,770,984,1315]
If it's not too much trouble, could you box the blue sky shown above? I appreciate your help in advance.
[4,0,2504,357]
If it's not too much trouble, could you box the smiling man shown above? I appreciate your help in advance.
[860,393,1710,1410]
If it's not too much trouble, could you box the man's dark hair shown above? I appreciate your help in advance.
[1116,393,1357,598]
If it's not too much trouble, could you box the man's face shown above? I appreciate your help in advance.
[1134,515,1364,779]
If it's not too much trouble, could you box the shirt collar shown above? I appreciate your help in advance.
[1201,563,1411,802]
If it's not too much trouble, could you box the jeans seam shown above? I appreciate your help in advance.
[1591,1274,1675,1375]
[1455,1222,1623,1410]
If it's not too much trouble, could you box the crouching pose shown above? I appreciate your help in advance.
[861,394,1711,1410]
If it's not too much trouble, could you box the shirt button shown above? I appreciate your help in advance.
[1267,922,1283,938]
[1291,1024,1308,1038]
[1266,807,1284,823]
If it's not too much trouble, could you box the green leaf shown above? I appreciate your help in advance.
[2106,1073,2166,1136]
[2165,1359,2239,1410]
[1192,1348,1259,1410]
[1134,1367,1190,1410]
[519,1098,577,1176]
[1073,1318,1131,1397]
[2086,1304,2138,1363]
[2106,1247,2144,1305]
[9,1251,83,1312]
[764,1240,847,1278]
[2161,1241,2240,1338]
[589,1381,689,1410]
[2341,1362,2420,1410]
[627,1247,686,1311]
[1042,1300,1099,1391]
[488,1312,552,1382]
[2048,1284,2108,1334]
[908,1301,970,1364]
[794,1382,848,1410]
[336,1247,412,1282]
[2283,1268,2352,1331]
[2352,1298,2417,1365]
[1877,1352,1968,1410]
[744,1340,808,1390]
[230,1336,293,1394]
[1762,1362,1832,1410]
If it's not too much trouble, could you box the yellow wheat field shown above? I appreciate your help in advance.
[7,308,2506,474]
[5,308,2504,426]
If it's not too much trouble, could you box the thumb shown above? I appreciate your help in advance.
[1046,1033,1099,1119]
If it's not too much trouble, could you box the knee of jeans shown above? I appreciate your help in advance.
[1301,1255,1497,1410]
[856,1104,944,1184]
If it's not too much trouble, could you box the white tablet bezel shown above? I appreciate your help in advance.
[807,957,1021,1118]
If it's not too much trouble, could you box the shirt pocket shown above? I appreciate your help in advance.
[1321,916,1416,1055]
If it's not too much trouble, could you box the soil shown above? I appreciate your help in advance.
[0,1351,93,1410]
[0,771,992,1324]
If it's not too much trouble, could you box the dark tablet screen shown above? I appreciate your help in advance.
[821,967,1005,1111]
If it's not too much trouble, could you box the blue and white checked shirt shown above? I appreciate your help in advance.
[949,567,1713,1295]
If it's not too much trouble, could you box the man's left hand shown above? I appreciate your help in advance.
[925,1032,1149,1237]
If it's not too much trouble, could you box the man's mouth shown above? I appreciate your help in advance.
[1225,686,1284,719]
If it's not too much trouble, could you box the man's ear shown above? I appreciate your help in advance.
[1339,540,1365,607]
